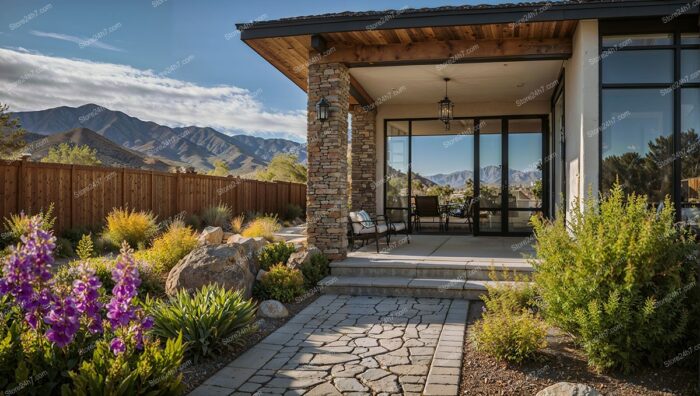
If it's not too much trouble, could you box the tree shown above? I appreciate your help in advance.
[41,143,101,166]
[0,103,26,159]
[208,159,230,177]
[255,153,307,184]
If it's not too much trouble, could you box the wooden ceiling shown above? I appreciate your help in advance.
[244,20,578,105]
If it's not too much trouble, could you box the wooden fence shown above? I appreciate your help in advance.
[0,159,307,233]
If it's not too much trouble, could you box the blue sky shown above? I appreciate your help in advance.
[0,0,525,143]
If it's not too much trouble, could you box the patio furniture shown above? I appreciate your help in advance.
[348,210,389,253]
[449,197,475,232]
[413,196,446,232]
[386,213,411,244]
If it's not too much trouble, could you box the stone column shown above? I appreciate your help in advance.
[306,62,350,260]
[350,106,377,215]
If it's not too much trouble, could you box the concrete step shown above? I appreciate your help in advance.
[318,276,529,300]
[330,259,534,281]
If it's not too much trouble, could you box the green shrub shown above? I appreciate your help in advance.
[184,213,202,230]
[76,234,94,260]
[300,253,330,288]
[55,237,75,258]
[282,204,303,221]
[258,241,296,271]
[103,208,158,249]
[471,285,547,364]
[138,221,198,273]
[149,285,257,362]
[201,204,232,228]
[2,203,55,245]
[531,183,698,372]
[56,257,164,298]
[259,264,305,303]
[64,335,185,395]
[241,215,280,240]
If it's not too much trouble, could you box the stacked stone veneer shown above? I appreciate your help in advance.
[306,62,350,260]
[350,106,377,216]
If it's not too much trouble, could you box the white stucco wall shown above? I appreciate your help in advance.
[374,100,551,214]
[564,19,600,214]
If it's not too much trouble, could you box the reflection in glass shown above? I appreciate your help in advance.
[509,211,539,233]
[602,34,673,47]
[682,33,700,45]
[479,210,502,233]
[602,50,673,84]
[386,121,409,210]
[601,89,673,204]
[681,89,700,225]
[508,119,543,210]
[681,50,700,84]
[479,119,502,209]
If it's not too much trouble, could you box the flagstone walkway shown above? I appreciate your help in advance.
[190,294,468,396]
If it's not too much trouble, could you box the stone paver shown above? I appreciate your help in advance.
[190,295,467,395]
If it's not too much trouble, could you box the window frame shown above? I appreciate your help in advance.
[599,17,700,221]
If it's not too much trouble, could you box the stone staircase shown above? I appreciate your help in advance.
[319,257,534,300]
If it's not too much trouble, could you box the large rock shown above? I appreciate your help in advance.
[227,235,268,274]
[166,244,255,298]
[199,226,223,245]
[536,383,602,396]
[258,300,289,318]
[287,245,322,270]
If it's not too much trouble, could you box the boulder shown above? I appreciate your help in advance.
[166,244,255,298]
[258,300,289,318]
[227,236,268,274]
[222,232,235,241]
[199,226,223,245]
[287,245,322,270]
[536,383,602,396]
[256,269,267,281]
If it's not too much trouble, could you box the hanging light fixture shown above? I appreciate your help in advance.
[438,78,454,130]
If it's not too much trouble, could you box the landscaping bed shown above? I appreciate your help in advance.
[460,302,699,396]
[181,293,319,392]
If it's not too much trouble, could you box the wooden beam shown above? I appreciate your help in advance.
[349,75,373,107]
[310,34,327,53]
[321,37,572,66]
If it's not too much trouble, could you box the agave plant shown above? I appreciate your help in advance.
[148,284,257,362]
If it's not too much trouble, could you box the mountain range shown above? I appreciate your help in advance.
[424,167,541,188]
[12,104,307,175]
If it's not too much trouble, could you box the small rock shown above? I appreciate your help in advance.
[199,226,223,245]
[258,300,289,318]
[536,382,602,396]
[257,269,268,281]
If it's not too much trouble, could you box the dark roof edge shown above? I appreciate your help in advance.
[237,0,698,40]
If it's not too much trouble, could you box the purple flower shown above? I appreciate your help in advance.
[44,296,81,348]
[106,244,153,354]
[110,337,126,355]
[0,217,57,329]
[72,265,103,334]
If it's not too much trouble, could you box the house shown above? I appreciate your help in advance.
[237,0,700,260]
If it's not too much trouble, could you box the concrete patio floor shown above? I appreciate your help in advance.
[190,295,469,396]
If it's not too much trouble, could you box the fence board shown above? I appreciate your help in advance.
[0,160,306,233]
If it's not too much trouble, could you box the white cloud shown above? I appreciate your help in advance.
[30,30,124,52]
[0,48,307,139]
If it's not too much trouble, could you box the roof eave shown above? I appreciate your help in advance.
[236,0,698,40]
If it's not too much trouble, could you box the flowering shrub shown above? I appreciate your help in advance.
[1,203,55,246]
[241,215,281,241]
[0,216,184,394]
[258,264,305,303]
[137,221,198,273]
[56,257,165,298]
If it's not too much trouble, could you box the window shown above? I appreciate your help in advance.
[600,27,700,220]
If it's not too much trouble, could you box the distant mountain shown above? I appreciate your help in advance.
[23,128,179,172]
[12,104,306,174]
[425,166,541,187]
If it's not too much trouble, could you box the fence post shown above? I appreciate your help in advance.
[121,167,127,208]
[174,170,181,213]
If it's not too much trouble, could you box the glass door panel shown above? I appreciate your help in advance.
[478,119,503,233]
[386,121,410,224]
[507,119,543,233]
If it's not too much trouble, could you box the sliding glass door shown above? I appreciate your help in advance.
[384,115,549,236]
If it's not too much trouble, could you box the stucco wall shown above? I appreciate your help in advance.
[373,100,551,214]
[564,19,600,215]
